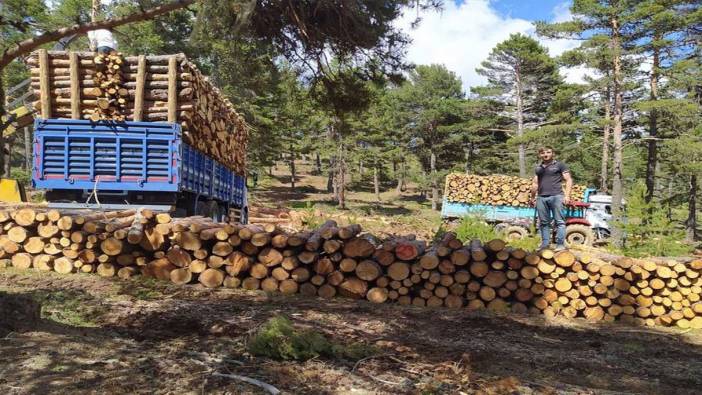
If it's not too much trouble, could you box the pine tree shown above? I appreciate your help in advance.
[347,84,397,201]
[310,60,375,209]
[536,0,640,247]
[274,67,317,191]
[455,98,512,175]
[629,0,700,204]
[396,64,465,210]
[662,20,702,241]
[557,40,618,192]
[474,33,562,178]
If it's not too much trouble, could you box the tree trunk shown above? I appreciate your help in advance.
[90,0,100,50]
[396,159,404,194]
[289,144,295,191]
[610,16,625,248]
[373,164,380,202]
[644,42,660,205]
[515,70,526,178]
[686,175,698,242]
[600,86,611,193]
[24,127,31,171]
[327,156,336,195]
[0,81,5,177]
[667,177,674,221]
[315,152,322,175]
[338,159,346,209]
[430,149,438,211]
[359,159,363,176]
[4,139,11,177]
[337,135,345,209]
[464,144,473,173]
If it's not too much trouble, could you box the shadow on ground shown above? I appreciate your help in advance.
[1,273,701,394]
[352,204,413,216]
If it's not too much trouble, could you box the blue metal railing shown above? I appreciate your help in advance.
[33,119,246,207]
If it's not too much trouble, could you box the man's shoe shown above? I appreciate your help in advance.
[554,245,567,252]
[537,245,550,252]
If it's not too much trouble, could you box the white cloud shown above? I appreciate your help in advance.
[395,0,593,90]
[551,1,573,23]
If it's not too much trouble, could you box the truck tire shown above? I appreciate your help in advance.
[217,204,228,223]
[172,208,188,218]
[565,224,595,247]
[239,207,248,224]
[194,201,208,217]
[504,226,528,240]
[204,201,221,222]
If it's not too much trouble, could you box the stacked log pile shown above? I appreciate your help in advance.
[28,50,247,174]
[89,52,128,121]
[445,173,587,207]
[1,208,701,329]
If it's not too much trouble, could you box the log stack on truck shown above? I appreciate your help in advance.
[442,173,616,246]
[27,50,248,221]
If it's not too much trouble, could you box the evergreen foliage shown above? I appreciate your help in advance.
[618,182,693,257]
[474,33,562,177]
[248,316,377,361]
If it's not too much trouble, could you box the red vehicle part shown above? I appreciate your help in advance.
[566,218,591,226]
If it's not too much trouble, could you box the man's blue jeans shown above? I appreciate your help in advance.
[536,194,565,247]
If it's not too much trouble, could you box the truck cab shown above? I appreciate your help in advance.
[583,192,616,241]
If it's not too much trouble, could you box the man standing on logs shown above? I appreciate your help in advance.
[531,146,572,251]
[88,28,117,54]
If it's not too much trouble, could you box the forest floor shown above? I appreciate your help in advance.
[2,162,702,394]
[250,162,444,241]
[2,268,702,394]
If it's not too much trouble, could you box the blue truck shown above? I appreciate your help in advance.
[441,188,615,246]
[32,118,248,222]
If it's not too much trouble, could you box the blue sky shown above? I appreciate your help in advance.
[396,0,586,90]
[489,0,570,21]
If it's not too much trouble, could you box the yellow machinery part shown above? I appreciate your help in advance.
[1,106,34,137]
[0,179,27,203]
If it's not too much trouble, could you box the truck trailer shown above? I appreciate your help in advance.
[27,50,248,222]
[442,186,616,247]
[32,118,247,222]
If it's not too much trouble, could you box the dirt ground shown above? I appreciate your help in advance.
[251,165,444,241]
[1,268,701,395]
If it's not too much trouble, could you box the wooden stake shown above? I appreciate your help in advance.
[167,56,177,122]
[134,55,146,121]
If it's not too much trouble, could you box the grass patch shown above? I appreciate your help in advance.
[449,216,541,250]
[248,316,377,361]
[507,236,541,251]
[454,216,500,242]
[122,277,166,300]
[34,290,104,327]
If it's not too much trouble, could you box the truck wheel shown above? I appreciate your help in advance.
[239,207,248,224]
[172,208,188,218]
[194,201,208,217]
[566,224,594,247]
[217,205,227,223]
[204,201,221,222]
[504,226,528,240]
